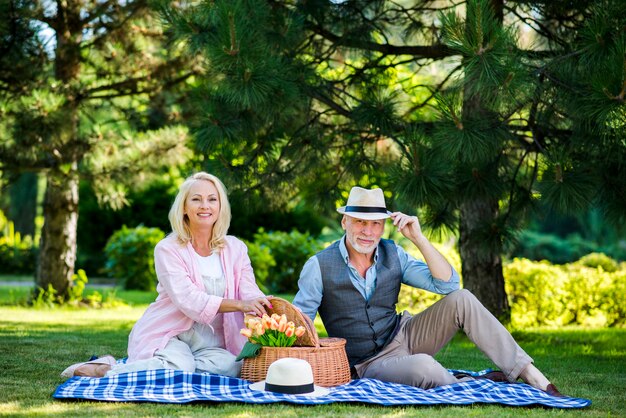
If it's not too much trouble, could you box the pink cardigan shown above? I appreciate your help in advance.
[127,234,265,362]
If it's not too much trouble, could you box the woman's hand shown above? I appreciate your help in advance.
[219,296,273,316]
[238,296,273,317]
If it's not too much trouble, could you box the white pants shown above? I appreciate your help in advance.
[107,328,242,377]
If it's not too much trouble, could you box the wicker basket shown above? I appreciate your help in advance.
[240,297,351,387]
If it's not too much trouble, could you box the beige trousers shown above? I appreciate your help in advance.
[354,289,532,389]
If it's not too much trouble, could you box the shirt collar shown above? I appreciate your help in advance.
[339,235,380,265]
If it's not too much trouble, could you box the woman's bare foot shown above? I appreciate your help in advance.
[61,355,116,378]
[74,363,112,377]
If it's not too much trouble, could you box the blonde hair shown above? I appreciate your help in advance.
[168,172,231,250]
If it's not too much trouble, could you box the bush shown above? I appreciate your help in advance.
[104,225,164,291]
[397,240,626,328]
[504,258,566,327]
[577,252,619,272]
[248,228,324,294]
[0,214,37,274]
[0,242,37,274]
[398,286,446,316]
[244,239,276,294]
[77,178,178,275]
[505,254,626,328]
[397,240,461,314]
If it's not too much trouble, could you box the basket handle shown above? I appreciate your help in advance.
[298,307,320,348]
[265,296,320,348]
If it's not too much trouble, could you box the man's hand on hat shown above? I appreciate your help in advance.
[390,212,424,242]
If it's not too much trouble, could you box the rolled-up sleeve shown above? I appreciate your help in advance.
[397,244,460,295]
[292,256,324,321]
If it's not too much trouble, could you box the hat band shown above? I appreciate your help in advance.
[265,382,315,395]
[345,205,388,214]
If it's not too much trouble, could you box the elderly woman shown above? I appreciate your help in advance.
[62,172,271,378]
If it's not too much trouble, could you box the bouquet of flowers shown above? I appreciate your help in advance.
[240,313,307,347]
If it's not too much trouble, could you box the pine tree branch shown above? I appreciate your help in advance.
[307,88,352,118]
[403,63,463,116]
[80,68,196,101]
[505,5,570,49]
[387,1,460,25]
[81,0,131,27]
[0,136,92,171]
[80,1,150,51]
[22,1,56,30]
[82,140,183,180]
[501,147,531,225]
[306,23,456,59]
[336,55,418,86]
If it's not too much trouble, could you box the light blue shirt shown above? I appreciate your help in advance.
[293,236,461,321]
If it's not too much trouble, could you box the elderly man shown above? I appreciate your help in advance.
[293,186,562,395]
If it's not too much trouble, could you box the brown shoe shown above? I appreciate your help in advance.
[545,383,565,397]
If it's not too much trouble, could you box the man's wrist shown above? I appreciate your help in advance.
[412,233,428,247]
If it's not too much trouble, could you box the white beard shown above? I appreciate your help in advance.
[347,235,378,254]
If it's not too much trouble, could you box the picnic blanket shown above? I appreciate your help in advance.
[53,368,591,408]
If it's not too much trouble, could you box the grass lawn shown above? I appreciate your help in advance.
[0,274,34,282]
[1,284,625,417]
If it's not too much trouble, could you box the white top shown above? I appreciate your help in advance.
[185,251,226,348]
[195,251,225,297]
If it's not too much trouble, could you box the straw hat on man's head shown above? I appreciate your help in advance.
[337,187,391,220]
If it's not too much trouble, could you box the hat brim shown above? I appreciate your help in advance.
[249,380,330,397]
[337,207,391,220]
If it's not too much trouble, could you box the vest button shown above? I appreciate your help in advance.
[366,304,370,309]
[370,322,374,326]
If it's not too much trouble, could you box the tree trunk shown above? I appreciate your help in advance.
[32,0,83,300]
[35,165,79,298]
[459,95,510,320]
[458,198,510,321]
[457,0,510,321]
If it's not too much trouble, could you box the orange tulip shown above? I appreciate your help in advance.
[247,317,261,330]
[278,314,288,332]
[294,326,306,337]
[285,324,295,337]
[261,314,272,329]
[240,328,253,338]
[270,318,279,330]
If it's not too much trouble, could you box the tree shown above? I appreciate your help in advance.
[162,0,626,319]
[0,0,195,300]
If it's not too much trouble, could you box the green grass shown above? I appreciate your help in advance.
[0,274,33,282]
[0,290,624,417]
[0,285,158,307]
[0,270,156,307]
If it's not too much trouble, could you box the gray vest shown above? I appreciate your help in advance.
[317,239,402,366]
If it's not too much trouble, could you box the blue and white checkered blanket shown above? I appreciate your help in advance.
[53,368,591,408]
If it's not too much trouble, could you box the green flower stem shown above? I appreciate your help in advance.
[249,329,296,347]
